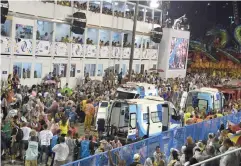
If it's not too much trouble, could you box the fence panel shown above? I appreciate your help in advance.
[172,127,185,151]
[64,113,241,166]
[161,131,173,157]
[147,135,162,157]
[119,144,134,165]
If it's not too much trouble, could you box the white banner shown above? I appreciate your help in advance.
[134,48,141,59]
[86,45,97,57]
[100,46,110,58]
[35,40,51,55]
[111,47,121,58]
[147,49,158,60]
[1,36,11,54]
[72,44,84,57]
[54,42,68,56]
[123,47,130,59]
[142,49,148,59]
[14,39,32,55]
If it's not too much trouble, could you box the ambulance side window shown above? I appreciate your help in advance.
[130,113,136,129]
[114,102,121,107]
[124,107,129,120]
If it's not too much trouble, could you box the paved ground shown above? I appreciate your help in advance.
[2,123,95,166]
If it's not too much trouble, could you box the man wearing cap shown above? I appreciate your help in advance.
[130,153,141,166]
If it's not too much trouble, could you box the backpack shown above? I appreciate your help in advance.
[73,139,80,160]
[16,128,24,142]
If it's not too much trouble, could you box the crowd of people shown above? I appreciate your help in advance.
[128,126,241,166]
[1,70,241,166]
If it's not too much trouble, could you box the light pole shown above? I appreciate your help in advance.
[128,1,139,81]
[128,0,159,81]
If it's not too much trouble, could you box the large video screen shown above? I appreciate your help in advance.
[169,37,189,70]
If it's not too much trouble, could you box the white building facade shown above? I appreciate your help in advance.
[1,0,162,88]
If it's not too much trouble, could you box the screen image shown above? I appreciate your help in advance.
[169,37,189,70]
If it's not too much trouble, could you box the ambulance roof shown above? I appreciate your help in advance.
[191,87,219,94]
[126,96,165,105]
[117,82,156,93]
[125,82,156,89]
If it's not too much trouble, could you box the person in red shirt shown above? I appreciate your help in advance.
[69,123,77,138]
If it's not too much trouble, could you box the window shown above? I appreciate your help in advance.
[53,63,67,77]
[70,64,76,77]
[140,64,145,74]
[1,20,12,37]
[15,24,33,39]
[198,99,208,110]
[87,28,97,45]
[36,21,53,41]
[34,63,42,78]
[143,113,149,121]
[151,111,162,123]
[55,23,71,42]
[214,100,221,110]
[100,102,108,107]
[116,91,138,99]
[122,64,126,75]
[130,113,136,129]
[135,64,140,73]
[84,64,96,76]
[97,64,103,76]
[22,63,31,79]
[13,62,22,78]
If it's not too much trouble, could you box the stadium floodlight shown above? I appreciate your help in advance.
[150,0,159,8]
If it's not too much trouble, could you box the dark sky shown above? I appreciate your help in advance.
[168,1,241,39]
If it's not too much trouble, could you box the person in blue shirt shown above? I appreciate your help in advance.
[64,103,72,118]
[50,129,61,166]
[69,106,77,124]
[80,135,90,159]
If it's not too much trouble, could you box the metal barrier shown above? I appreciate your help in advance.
[191,147,241,166]
[63,112,241,166]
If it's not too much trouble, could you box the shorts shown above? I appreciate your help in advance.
[11,141,20,155]
[25,160,37,166]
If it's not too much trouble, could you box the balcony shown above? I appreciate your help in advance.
[8,0,162,33]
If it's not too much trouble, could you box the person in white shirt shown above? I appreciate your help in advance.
[14,89,22,107]
[25,136,39,166]
[19,122,31,160]
[52,136,69,166]
[38,124,53,165]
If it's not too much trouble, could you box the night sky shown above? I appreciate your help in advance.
[168,1,241,39]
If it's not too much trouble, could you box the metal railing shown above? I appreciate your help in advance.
[63,112,241,166]
[191,147,241,166]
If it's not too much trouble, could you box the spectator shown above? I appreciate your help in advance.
[19,122,31,160]
[220,138,240,166]
[84,99,95,131]
[50,129,61,166]
[130,153,141,166]
[43,32,49,41]
[168,149,181,166]
[25,136,38,166]
[1,93,8,120]
[59,116,69,137]
[144,157,154,166]
[10,115,22,164]
[80,135,90,159]
[52,136,69,165]
[38,124,53,165]
[185,136,195,162]
[65,130,76,163]
[153,146,165,164]
[202,145,220,166]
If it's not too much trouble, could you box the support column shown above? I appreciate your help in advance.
[128,1,139,81]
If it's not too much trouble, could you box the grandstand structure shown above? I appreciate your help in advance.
[1,0,162,88]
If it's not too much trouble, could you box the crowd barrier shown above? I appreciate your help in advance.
[63,112,241,166]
